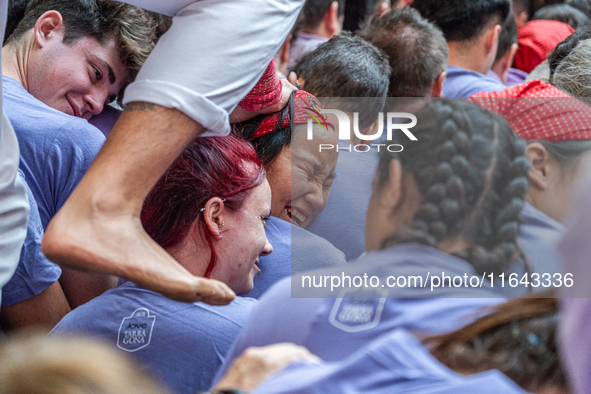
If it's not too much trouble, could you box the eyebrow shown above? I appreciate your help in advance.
[101,59,116,85]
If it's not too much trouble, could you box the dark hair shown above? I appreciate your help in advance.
[533,4,590,29]
[565,0,591,18]
[5,0,29,44]
[360,7,448,97]
[539,140,591,169]
[377,100,530,276]
[293,31,391,129]
[5,0,157,100]
[548,25,591,78]
[411,0,510,42]
[494,13,518,63]
[301,0,345,30]
[141,136,266,278]
[512,0,533,19]
[235,104,292,169]
[426,294,566,393]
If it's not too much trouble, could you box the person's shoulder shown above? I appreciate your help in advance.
[292,225,347,271]
[445,66,506,97]
[3,77,104,145]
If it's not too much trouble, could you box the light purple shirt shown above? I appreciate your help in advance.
[486,68,528,87]
[288,32,328,71]
[444,65,506,97]
[558,158,591,394]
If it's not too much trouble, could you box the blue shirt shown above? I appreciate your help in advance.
[214,243,504,383]
[1,171,61,307]
[253,329,527,394]
[306,140,378,261]
[51,281,257,394]
[245,217,347,299]
[444,66,506,98]
[3,76,105,229]
[518,201,565,276]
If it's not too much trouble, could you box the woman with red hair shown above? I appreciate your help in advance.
[51,135,272,394]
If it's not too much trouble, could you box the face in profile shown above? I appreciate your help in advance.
[266,124,338,228]
[211,180,273,294]
[28,12,128,120]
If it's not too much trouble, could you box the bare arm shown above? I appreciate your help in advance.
[58,269,117,309]
[0,281,70,333]
[213,344,321,393]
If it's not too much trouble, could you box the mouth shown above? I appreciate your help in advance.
[253,259,261,275]
[284,206,308,227]
[66,97,80,118]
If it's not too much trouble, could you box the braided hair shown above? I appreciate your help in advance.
[378,99,530,276]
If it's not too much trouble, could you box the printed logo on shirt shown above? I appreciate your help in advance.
[328,288,388,333]
[117,307,156,352]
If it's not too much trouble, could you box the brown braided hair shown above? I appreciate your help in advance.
[378,99,530,276]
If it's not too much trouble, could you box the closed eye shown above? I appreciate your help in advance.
[92,65,102,81]
[259,214,271,228]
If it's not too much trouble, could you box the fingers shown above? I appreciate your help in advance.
[229,78,298,123]
[214,343,321,392]
[288,71,298,86]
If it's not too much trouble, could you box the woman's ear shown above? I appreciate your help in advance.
[34,11,64,48]
[202,198,226,238]
[378,159,404,213]
[525,142,550,191]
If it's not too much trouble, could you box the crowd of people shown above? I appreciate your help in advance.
[1,0,591,393]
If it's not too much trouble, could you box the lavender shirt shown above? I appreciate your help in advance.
[288,32,328,71]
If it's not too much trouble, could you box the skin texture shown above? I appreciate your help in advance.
[171,181,273,295]
[525,142,587,223]
[0,281,71,333]
[447,22,502,75]
[213,343,321,392]
[3,11,128,120]
[1,11,127,326]
[37,12,297,303]
[42,103,236,304]
[266,124,338,228]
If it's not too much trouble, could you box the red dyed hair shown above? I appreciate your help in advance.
[141,135,266,278]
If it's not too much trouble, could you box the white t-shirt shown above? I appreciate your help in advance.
[0,0,30,306]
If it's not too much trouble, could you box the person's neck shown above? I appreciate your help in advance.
[447,42,490,75]
[302,24,333,39]
[2,37,33,90]
[167,240,210,278]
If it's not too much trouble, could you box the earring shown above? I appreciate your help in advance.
[218,221,225,228]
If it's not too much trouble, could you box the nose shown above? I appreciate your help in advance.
[261,237,273,257]
[304,182,324,211]
[83,87,109,118]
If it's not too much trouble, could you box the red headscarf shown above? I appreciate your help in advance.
[514,20,574,74]
[252,90,334,139]
[239,59,283,112]
[469,80,591,142]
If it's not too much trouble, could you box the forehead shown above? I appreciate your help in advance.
[292,124,338,173]
[242,179,272,212]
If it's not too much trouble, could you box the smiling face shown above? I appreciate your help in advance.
[27,14,128,120]
[211,180,273,294]
[266,124,338,228]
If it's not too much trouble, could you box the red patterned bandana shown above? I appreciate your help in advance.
[469,80,591,142]
[239,59,283,112]
[252,90,333,139]
[514,20,574,73]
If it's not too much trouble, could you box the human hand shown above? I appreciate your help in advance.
[230,78,298,124]
[212,343,321,392]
